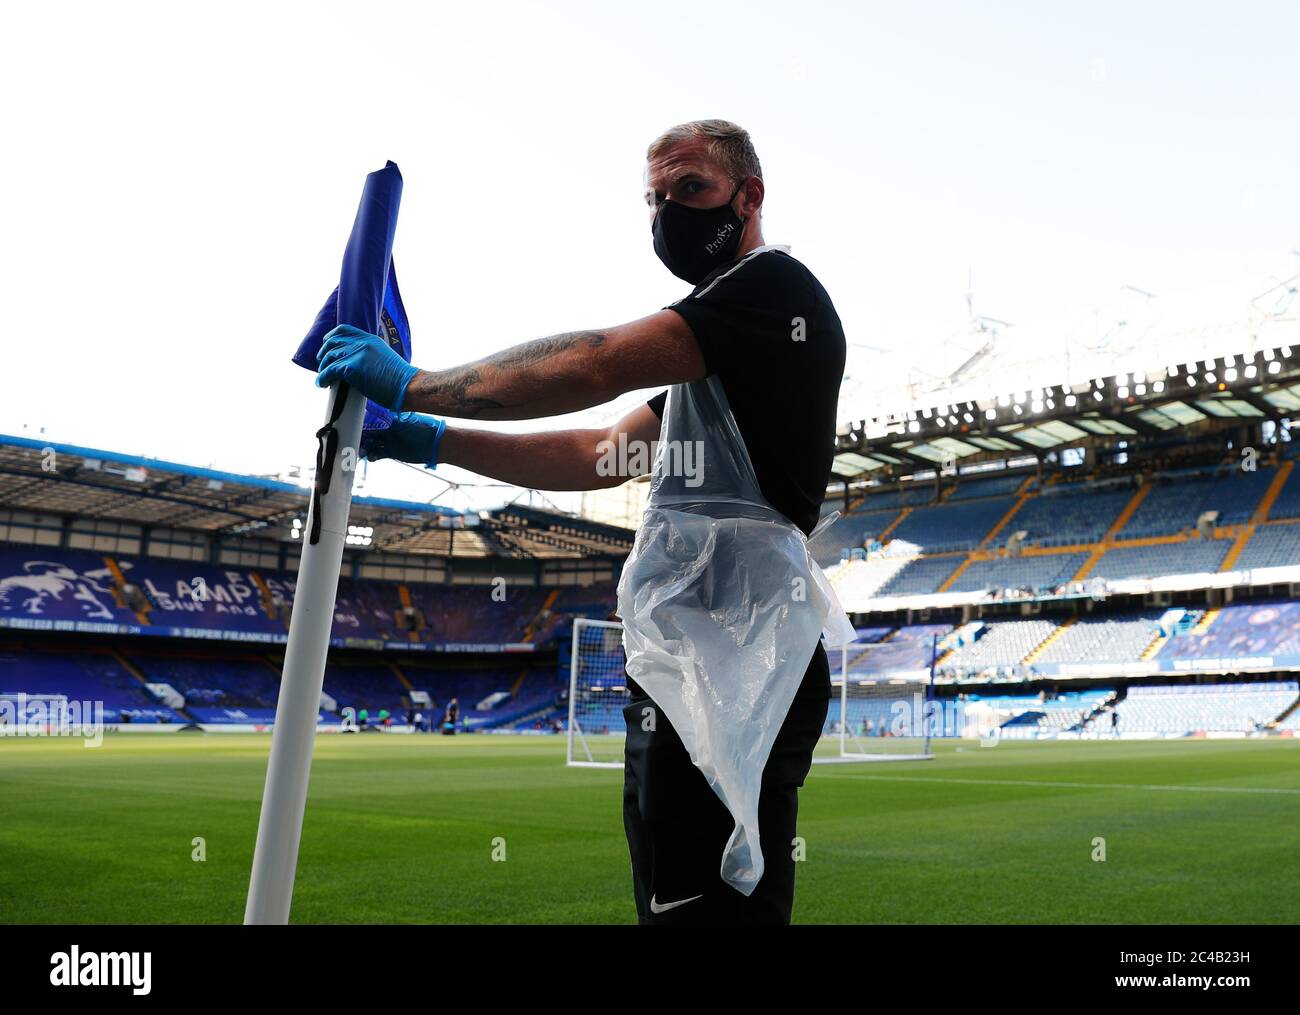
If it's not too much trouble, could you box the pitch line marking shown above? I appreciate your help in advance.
[829,773,1300,796]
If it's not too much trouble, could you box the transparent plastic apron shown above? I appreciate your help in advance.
[617,375,857,896]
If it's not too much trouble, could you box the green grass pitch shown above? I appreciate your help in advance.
[1,733,1296,923]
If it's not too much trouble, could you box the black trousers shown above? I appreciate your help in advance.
[621,642,830,925]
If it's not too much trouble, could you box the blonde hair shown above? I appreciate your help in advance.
[646,119,763,185]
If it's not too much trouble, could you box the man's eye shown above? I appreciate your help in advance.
[683,181,704,194]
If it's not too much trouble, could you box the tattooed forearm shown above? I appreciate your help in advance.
[408,366,505,418]
[486,331,608,371]
[403,330,611,420]
[398,308,704,422]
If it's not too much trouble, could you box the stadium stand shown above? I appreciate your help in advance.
[851,485,937,512]
[895,623,955,641]
[824,555,914,599]
[394,662,561,729]
[333,579,399,642]
[945,473,1031,501]
[1033,612,1166,664]
[1158,599,1300,661]
[532,582,619,645]
[967,689,1112,737]
[886,495,1018,553]
[1001,482,1134,546]
[1265,464,1300,520]
[1111,681,1298,734]
[832,599,1300,684]
[1233,522,1300,570]
[0,649,182,722]
[809,509,900,566]
[0,641,562,730]
[877,555,966,596]
[1116,465,1275,538]
[405,585,549,644]
[948,551,1089,593]
[0,544,617,648]
[1089,538,1233,580]
[7,420,1300,745]
[127,654,282,723]
[940,619,1057,671]
[322,662,412,716]
[845,625,951,677]
[791,455,1300,609]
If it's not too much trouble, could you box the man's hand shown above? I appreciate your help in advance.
[358,412,447,467]
[315,324,421,411]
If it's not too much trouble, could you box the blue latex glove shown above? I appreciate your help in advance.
[359,412,447,468]
[315,324,421,411]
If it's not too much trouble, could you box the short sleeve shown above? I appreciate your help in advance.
[666,251,815,376]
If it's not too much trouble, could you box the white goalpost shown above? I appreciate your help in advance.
[566,618,627,768]
[0,693,71,735]
[566,619,937,768]
[815,636,936,764]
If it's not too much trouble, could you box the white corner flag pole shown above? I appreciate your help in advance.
[244,384,365,925]
[245,160,402,925]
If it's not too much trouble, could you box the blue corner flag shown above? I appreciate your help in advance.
[290,161,411,432]
[246,160,406,925]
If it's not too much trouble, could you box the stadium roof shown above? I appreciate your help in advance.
[835,265,1300,479]
[484,505,636,559]
[832,354,1300,481]
[833,269,1300,481]
[0,434,634,560]
[832,353,1300,481]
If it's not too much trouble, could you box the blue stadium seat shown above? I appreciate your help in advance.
[888,496,1018,553]
[1002,484,1133,546]
[948,552,1088,593]
[945,473,1031,501]
[878,556,965,596]
[1267,465,1300,520]
[1233,523,1300,570]
[1090,539,1232,580]
[1118,466,1275,539]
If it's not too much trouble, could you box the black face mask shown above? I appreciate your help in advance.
[651,182,746,285]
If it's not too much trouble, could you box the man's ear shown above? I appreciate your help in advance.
[738,175,764,217]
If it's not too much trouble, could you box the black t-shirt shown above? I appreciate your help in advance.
[647,247,845,536]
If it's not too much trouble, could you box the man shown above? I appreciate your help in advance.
[318,120,846,923]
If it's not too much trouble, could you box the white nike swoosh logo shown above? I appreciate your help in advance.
[649,893,703,914]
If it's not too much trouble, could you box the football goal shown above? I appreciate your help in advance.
[814,635,937,764]
[566,618,628,768]
[566,619,937,767]
[0,693,71,735]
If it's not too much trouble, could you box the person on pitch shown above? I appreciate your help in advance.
[317,120,846,924]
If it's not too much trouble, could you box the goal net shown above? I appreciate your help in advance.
[566,620,936,768]
[566,618,628,767]
[0,693,71,735]
[814,637,936,763]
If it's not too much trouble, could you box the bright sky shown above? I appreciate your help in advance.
[3,0,1297,513]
